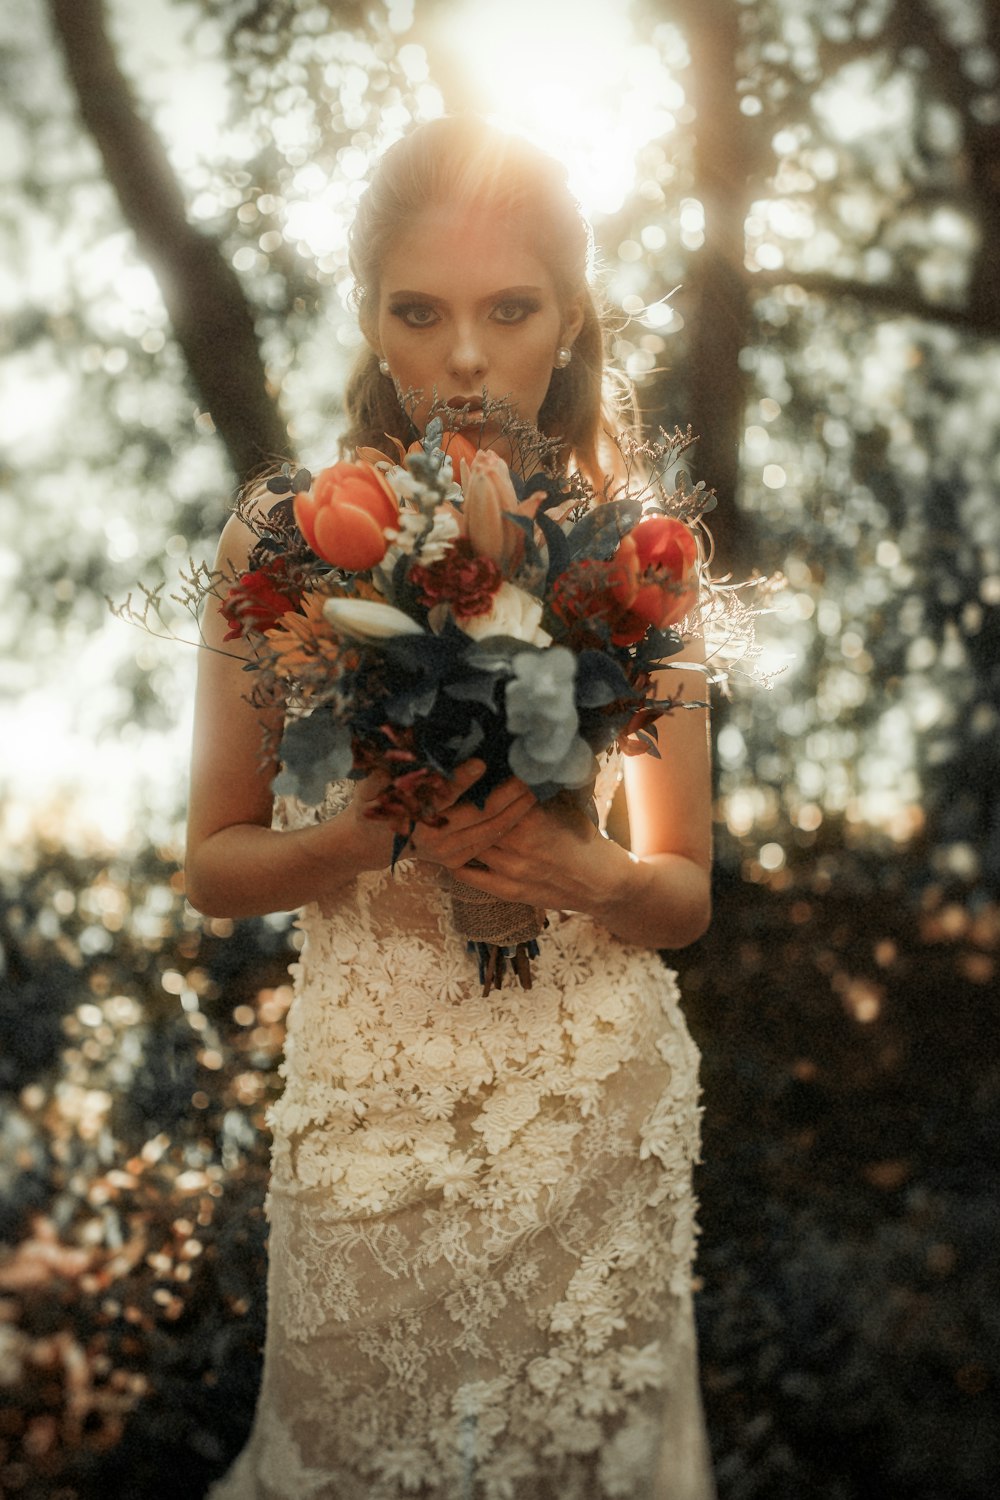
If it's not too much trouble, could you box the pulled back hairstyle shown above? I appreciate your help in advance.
[340,114,628,486]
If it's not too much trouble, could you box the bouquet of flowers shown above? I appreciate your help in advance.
[211,406,718,992]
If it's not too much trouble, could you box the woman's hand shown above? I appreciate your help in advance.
[444,791,712,950]
[449,797,628,915]
[351,759,538,871]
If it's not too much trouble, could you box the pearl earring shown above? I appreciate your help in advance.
[554,346,572,369]
[378,357,390,376]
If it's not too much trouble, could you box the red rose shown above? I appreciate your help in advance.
[294,462,399,571]
[609,517,698,646]
[221,559,301,641]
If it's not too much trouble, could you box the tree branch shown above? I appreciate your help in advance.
[750,268,1000,339]
[47,0,291,484]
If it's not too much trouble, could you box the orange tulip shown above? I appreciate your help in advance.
[610,517,698,645]
[294,462,399,571]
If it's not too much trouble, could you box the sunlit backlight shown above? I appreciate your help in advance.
[0,659,192,863]
[759,842,786,872]
[813,63,914,145]
[433,0,686,219]
[108,0,232,170]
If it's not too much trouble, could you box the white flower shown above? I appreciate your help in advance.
[338,1044,374,1082]
[471,1079,542,1155]
[451,1376,513,1420]
[578,1359,622,1417]
[381,465,426,503]
[572,1035,625,1082]
[383,506,461,564]
[616,1340,666,1393]
[458,582,551,647]
[418,1034,457,1072]
[546,1407,603,1455]
[372,1440,438,1491]
[294,1138,345,1188]
[343,1151,401,1203]
[322,597,424,639]
[451,1041,493,1092]
[526,1353,574,1396]
[423,1150,483,1202]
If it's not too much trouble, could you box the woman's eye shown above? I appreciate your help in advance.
[391,304,438,328]
[493,299,537,324]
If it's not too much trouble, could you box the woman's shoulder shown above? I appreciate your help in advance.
[215,488,296,571]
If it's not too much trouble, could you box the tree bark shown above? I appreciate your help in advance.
[673,0,757,577]
[47,0,290,484]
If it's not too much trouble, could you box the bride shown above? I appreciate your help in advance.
[187,114,715,1500]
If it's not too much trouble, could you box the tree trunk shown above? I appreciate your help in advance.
[47,0,290,484]
[677,0,757,577]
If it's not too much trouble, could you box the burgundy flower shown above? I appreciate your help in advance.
[353,729,451,825]
[409,539,502,620]
[221,558,302,641]
[368,767,452,826]
[550,559,625,644]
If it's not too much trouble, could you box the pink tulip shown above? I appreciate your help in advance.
[461,450,544,574]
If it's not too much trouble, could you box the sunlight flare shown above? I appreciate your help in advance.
[429,0,686,218]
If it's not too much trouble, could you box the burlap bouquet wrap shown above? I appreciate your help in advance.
[438,869,544,995]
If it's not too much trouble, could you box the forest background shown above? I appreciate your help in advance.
[0,0,997,1496]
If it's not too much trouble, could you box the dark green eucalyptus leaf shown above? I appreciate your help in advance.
[575,650,633,707]
[444,674,501,709]
[565,498,642,562]
[444,720,485,760]
[464,637,543,672]
[537,510,570,586]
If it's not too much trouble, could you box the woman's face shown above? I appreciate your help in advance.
[373,201,582,451]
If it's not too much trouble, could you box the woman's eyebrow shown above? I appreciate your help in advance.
[385,285,545,303]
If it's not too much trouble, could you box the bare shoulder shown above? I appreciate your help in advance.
[214,486,281,572]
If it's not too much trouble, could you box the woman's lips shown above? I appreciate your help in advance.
[443,398,487,428]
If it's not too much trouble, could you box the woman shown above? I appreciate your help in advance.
[190,116,715,1500]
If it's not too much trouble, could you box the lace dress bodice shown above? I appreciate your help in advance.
[208,754,715,1500]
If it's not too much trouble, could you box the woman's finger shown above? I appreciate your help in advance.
[427,781,535,859]
[429,758,486,815]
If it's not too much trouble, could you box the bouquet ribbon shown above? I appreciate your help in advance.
[438,869,544,996]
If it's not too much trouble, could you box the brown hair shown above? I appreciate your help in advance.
[340,114,630,487]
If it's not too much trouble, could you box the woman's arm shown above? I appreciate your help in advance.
[184,513,391,917]
[608,651,712,947]
[447,649,713,950]
[184,514,538,916]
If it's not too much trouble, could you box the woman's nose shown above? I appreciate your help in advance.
[446,324,487,382]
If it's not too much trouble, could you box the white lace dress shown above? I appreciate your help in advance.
[207,757,715,1499]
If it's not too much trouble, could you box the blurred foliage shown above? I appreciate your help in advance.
[0,846,291,1495]
[0,848,997,1497]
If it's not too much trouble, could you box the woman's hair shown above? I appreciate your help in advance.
[340,114,630,486]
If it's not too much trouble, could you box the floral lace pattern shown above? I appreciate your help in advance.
[208,757,715,1499]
